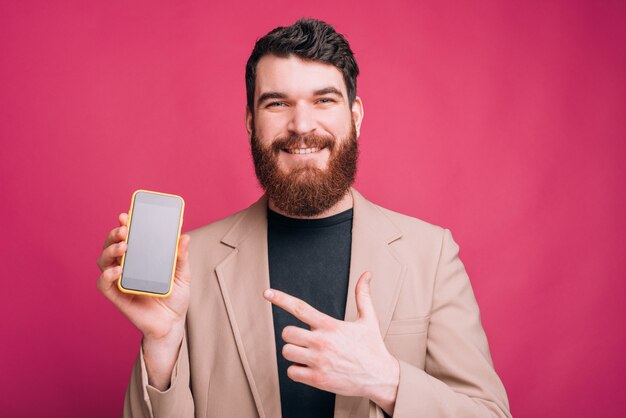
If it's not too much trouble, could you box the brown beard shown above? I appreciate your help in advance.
[250,120,358,217]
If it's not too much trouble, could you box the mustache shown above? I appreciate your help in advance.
[270,134,335,153]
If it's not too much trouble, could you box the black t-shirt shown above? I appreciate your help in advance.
[267,207,353,418]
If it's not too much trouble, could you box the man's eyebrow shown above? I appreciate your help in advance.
[313,87,344,98]
[257,91,288,106]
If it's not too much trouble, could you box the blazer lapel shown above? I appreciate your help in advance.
[334,188,406,418]
[215,195,282,418]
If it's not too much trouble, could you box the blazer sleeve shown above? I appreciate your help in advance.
[391,229,511,417]
[123,332,194,418]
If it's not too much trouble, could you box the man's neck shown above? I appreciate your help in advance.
[268,190,354,220]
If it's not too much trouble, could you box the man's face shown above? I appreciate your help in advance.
[246,55,364,217]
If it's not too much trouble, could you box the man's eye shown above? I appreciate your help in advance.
[267,101,286,107]
[317,98,335,104]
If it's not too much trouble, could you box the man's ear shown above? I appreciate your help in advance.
[245,106,253,142]
[351,96,364,138]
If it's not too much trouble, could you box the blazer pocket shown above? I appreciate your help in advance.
[384,316,430,369]
[386,316,430,336]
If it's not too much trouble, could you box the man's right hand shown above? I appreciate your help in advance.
[96,212,192,390]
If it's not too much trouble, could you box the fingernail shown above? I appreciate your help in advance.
[264,289,274,299]
[365,272,372,284]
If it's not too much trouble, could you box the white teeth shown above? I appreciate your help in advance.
[286,147,321,154]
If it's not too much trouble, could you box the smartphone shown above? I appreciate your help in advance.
[118,190,185,297]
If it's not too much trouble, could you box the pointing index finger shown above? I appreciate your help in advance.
[264,289,330,329]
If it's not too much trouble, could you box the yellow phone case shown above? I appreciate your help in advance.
[117,189,185,298]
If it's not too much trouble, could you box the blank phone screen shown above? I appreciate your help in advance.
[121,192,183,294]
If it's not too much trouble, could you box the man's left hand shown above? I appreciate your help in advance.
[263,271,399,416]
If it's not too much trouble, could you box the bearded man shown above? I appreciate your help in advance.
[97,18,511,418]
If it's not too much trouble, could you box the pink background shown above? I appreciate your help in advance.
[1,1,624,417]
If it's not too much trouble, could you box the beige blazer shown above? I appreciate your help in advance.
[123,188,511,418]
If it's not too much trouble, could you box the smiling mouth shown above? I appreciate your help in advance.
[283,147,323,154]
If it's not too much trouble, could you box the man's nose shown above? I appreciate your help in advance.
[287,103,316,136]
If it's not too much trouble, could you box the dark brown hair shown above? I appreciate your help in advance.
[245,18,359,113]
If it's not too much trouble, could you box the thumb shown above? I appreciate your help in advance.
[355,271,377,323]
[174,234,192,285]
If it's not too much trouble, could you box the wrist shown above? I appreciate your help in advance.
[368,354,400,416]
[142,326,185,391]
[143,324,185,350]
